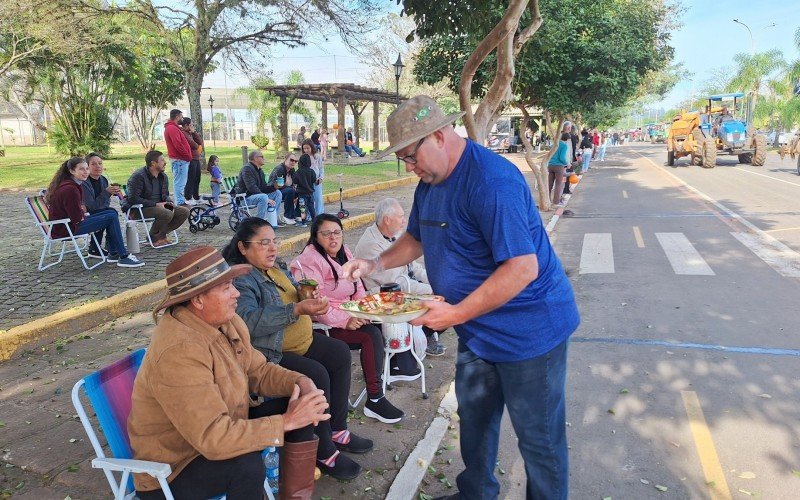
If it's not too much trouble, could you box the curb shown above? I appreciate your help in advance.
[0,214,380,362]
[323,175,417,204]
[545,173,583,234]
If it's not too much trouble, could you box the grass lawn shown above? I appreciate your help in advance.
[0,145,409,194]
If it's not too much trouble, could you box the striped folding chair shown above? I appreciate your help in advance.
[25,195,105,271]
[119,184,179,249]
[71,349,276,500]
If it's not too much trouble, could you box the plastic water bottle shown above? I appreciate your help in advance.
[262,447,279,495]
[298,197,307,220]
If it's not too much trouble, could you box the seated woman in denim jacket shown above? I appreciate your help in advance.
[222,218,370,481]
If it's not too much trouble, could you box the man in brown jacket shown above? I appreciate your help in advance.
[128,246,329,499]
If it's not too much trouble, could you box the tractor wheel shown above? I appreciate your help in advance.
[667,150,675,166]
[738,153,753,164]
[701,138,716,168]
[751,134,767,166]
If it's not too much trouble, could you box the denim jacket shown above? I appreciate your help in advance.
[233,266,298,363]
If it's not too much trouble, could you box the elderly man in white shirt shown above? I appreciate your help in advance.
[353,198,446,356]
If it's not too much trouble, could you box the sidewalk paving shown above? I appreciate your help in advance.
[0,153,562,499]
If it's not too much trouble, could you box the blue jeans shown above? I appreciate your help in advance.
[455,339,569,500]
[170,159,189,205]
[598,143,607,161]
[246,191,281,226]
[279,187,296,218]
[298,194,315,223]
[581,150,592,171]
[313,183,324,215]
[345,144,364,156]
[86,207,118,252]
[211,181,221,202]
[76,210,128,259]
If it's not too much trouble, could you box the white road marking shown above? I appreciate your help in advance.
[730,232,800,278]
[580,233,615,274]
[656,233,715,275]
[731,167,800,187]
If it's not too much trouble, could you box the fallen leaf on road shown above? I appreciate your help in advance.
[603,497,612,500]
[608,409,616,415]
[738,471,756,479]
[619,389,629,394]
[738,488,753,496]
[417,458,427,468]
[68,438,77,443]
[758,394,772,399]
[706,481,715,487]
[792,470,800,477]
[640,479,650,485]
[655,485,668,492]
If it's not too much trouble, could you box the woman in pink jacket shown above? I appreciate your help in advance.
[290,214,405,424]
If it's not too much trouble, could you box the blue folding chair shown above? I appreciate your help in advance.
[71,348,276,500]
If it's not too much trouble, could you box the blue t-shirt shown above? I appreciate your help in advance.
[407,140,580,362]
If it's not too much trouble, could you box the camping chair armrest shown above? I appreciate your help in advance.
[42,217,73,228]
[125,204,145,218]
[92,457,171,478]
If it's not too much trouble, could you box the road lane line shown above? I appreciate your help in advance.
[622,189,629,198]
[731,166,800,187]
[579,233,615,274]
[730,232,800,278]
[681,391,733,500]
[655,233,715,275]
[572,337,800,356]
[632,226,645,248]
[765,226,800,233]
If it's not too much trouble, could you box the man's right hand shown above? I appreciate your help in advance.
[283,385,330,431]
[294,298,329,316]
[341,258,377,281]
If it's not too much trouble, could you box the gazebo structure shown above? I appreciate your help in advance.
[258,83,405,155]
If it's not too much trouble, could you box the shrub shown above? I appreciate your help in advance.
[251,135,270,149]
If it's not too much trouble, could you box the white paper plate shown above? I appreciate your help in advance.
[339,293,443,324]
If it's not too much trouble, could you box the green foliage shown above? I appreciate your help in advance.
[49,102,115,156]
[411,0,675,120]
[251,135,270,149]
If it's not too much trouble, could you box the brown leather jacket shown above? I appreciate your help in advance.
[128,306,303,492]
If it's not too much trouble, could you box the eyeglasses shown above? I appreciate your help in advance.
[319,230,343,238]
[245,237,282,247]
[288,159,298,163]
[396,137,426,165]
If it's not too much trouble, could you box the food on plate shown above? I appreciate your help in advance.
[340,292,440,316]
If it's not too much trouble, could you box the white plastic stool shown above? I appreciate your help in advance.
[381,322,427,399]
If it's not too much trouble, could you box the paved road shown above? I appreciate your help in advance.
[421,144,800,499]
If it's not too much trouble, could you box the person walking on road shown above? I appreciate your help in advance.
[341,95,580,500]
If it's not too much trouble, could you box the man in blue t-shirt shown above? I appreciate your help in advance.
[342,95,579,500]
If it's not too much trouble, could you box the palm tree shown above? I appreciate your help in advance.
[726,49,786,108]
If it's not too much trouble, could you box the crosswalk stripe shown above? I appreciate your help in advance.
[730,232,800,278]
[579,233,615,274]
[655,233,715,275]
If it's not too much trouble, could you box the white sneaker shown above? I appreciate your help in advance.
[279,215,295,226]
[185,199,196,206]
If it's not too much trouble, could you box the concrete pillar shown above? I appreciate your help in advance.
[373,101,380,152]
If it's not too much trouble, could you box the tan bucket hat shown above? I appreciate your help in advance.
[376,95,465,159]
[153,246,251,315]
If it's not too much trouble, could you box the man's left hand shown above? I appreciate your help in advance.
[296,377,318,396]
[410,300,464,331]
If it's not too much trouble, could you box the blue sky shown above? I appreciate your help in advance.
[205,1,800,109]
[657,0,800,109]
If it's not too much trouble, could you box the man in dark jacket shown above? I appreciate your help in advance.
[124,150,190,247]
[163,109,192,206]
[268,154,298,225]
[81,153,121,257]
[236,150,282,227]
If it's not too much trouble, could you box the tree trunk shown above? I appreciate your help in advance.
[458,0,542,144]
[186,68,205,140]
[517,104,550,211]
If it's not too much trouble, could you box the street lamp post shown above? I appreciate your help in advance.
[732,19,754,54]
[393,53,405,176]
[208,96,216,149]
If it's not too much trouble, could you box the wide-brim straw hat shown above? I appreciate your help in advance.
[154,246,251,314]
[376,95,465,159]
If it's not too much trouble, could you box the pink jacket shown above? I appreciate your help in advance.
[290,244,366,328]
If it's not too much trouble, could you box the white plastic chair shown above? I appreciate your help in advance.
[25,195,105,271]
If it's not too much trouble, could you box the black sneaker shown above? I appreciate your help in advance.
[87,249,104,259]
[334,433,373,454]
[390,364,421,381]
[318,453,361,481]
[105,253,120,263]
[363,396,404,424]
